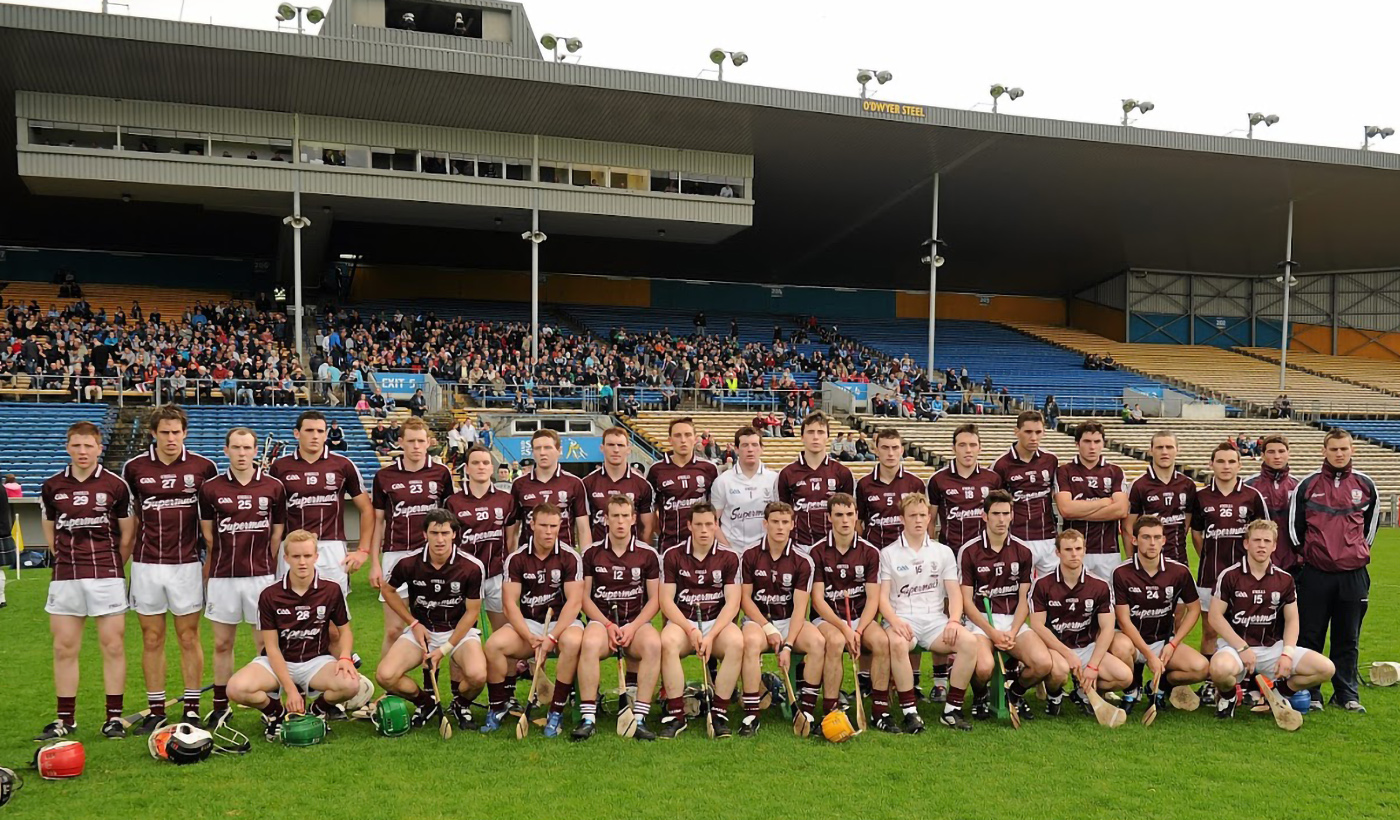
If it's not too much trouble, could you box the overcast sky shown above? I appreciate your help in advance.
[7,0,1399,151]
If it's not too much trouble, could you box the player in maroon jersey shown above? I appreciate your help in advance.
[376,509,487,731]
[481,503,586,737]
[959,490,1052,723]
[268,411,372,594]
[199,427,287,729]
[856,427,925,548]
[366,417,455,659]
[509,428,590,550]
[1124,429,1196,565]
[1111,515,1209,715]
[227,530,360,740]
[121,404,219,731]
[808,493,895,731]
[445,445,516,633]
[647,417,720,550]
[739,502,825,734]
[657,502,744,739]
[928,423,1002,551]
[776,411,854,550]
[582,427,655,545]
[574,494,662,741]
[35,421,136,741]
[1242,435,1300,572]
[1053,421,1128,582]
[1206,520,1335,720]
[992,411,1060,576]
[1191,443,1268,675]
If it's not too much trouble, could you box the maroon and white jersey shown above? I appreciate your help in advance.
[1031,569,1113,649]
[1112,556,1198,645]
[583,538,660,624]
[856,467,926,548]
[269,449,364,542]
[1243,467,1300,570]
[992,446,1060,542]
[663,540,741,622]
[927,465,1003,550]
[582,467,654,544]
[199,469,287,578]
[503,541,583,623]
[123,447,219,565]
[1213,561,1296,648]
[371,457,455,553]
[387,548,486,632]
[648,455,720,550]
[1054,457,1127,555]
[444,484,515,577]
[511,468,589,547]
[257,573,349,663]
[741,539,814,622]
[777,455,855,548]
[1127,469,1197,564]
[957,534,1035,616]
[807,535,881,617]
[1191,479,1268,587]
[41,465,133,582]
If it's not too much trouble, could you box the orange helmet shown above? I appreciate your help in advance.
[820,710,856,743]
[148,723,213,765]
[33,741,85,779]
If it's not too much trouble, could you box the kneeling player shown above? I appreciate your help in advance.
[481,503,585,738]
[1112,515,1209,714]
[881,493,978,733]
[809,493,897,731]
[576,494,662,741]
[227,531,360,740]
[658,502,744,738]
[959,490,1052,723]
[1207,520,1335,719]
[740,502,825,734]
[376,510,487,730]
[1030,530,1132,716]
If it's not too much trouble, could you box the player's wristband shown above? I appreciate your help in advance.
[1235,645,1249,654]
[762,623,781,638]
[407,620,420,630]
[1169,638,1180,648]
[545,633,558,646]
[338,656,352,662]
[1086,664,1098,672]
[781,643,793,652]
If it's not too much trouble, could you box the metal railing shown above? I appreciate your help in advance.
[0,374,132,405]
[151,377,351,407]
[442,382,822,415]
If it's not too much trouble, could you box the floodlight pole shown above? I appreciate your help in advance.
[531,134,540,368]
[927,172,940,377]
[1279,200,1294,392]
[282,112,308,367]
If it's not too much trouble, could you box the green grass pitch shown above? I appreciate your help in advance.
[2,537,1398,820]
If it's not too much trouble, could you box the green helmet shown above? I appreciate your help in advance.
[372,696,413,738]
[280,714,327,747]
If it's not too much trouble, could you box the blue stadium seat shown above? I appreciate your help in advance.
[180,406,382,483]
[0,402,117,494]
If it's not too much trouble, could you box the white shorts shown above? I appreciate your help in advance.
[251,654,337,693]
[1216,642,1314,685]
[1135,639,1167,665]
[46,577,127,618]
[886,615,953,652]
[129,562,204,617]
[1025,539,1059,576]
[524,618,584,637]
[205,575,276,625]
[397,626,481,653]
[1083,554,1122,583]
[968,612,1030,639]
[1196,586,1213,615]
[1072,643,1098,667]
[377,551,412,603]
[811,616,856,630]
[481,574,504,615]
[280,539,349,595]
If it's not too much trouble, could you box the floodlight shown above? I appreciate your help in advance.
[276,3,295,21]
[305,6,323,24]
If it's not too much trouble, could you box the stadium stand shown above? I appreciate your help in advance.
[0,402,116,494]
[1321,420,1400,454]
[178,406,383,482]
[1237,347,1400,397]
[2,281,235,324]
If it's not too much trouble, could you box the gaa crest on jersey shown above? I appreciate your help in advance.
[1351,488,1364,504]
[185,474,196,489]
[258,496,269,511]
[450,581,460,594]
[96,492,108,506]
[855,565,865,579]
[429,481,439,494]
[1084,599,1095,612]
[1237,505,1248,518]
[1165,585,1174,598]
[1011,562,1020,575]
[1271,591,1281,605]
[782,573,793,586]
[326,472,338,488]
[550,569,562,584]
[712,570,722,584]
[631,567,641,581]
[316,605,326,619]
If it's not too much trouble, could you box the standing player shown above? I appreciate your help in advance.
[445,445,517,632]
[881,493,979,733]
[1243,435,1299,572]
[366,417,455,660]
[200,427,287,729]
[1030,530,1132,715]
[648,417,720,551]
[269,410,372,593]
[739,502,825,733]
[36,421,135,741]
[959,490,1052,723]
[582,427,655,545]
[1124,430,1196,565]
[710,425,778,551]
[657,503,744,738]
[375,510,487,730]
[1112,515,1210,713]
[226,530,360,740]
[808,494,896,731]
[1207,520,1336,719]
[575,495,662,741]
[481,503,586,738]
[1053,422,1127,581]
[122,404,218,732]
[777,411,854,551]
[1190,442,1267,701]
[992,411,1060,577]
[510,429,590,550]
[856,428,925,549]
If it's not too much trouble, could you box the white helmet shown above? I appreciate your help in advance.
[343,673,376,713]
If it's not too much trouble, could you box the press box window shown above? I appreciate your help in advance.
[28,121,119,150]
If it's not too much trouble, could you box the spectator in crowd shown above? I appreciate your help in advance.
[371,421,391,454]
[1274,393,1292,419]
[730,318,739,339]
[326,419,347,452]
[853,435,876,462]
[1125,403,1147,425]
[1235,432,1259,457]
[832,432,856,462]
[780,415,795,438]
[693,311,707,337]
[3,475,20,498]
[494,463,514,492]
[408,387,427,417]
[354,393,371,415]
[1043,394,1061,428]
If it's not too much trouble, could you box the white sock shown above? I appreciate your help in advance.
[0,568,6,604]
